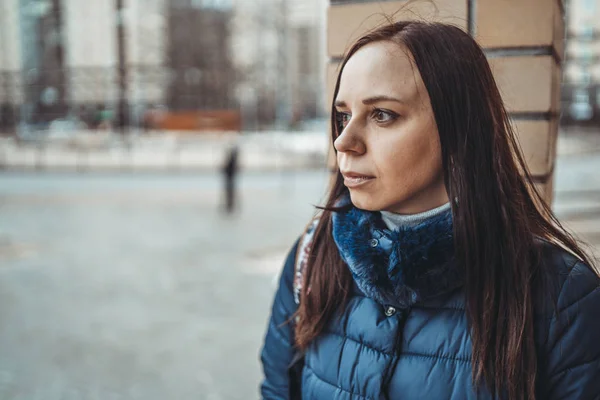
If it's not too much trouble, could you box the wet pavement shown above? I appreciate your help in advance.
[0,171,329,400]
[0,129,599,399]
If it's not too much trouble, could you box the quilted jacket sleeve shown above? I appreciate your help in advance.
[260,240,300,399]
[545,260,600,399]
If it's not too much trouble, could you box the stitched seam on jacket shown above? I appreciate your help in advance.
[323,331,471,364]
[556,260,583,310]
[545,262,599,350]
[412,305,465,312]
[401,351,471,364]
[269,319,291,347]
[304,364,373,400]
[552,354,600,377]
[323,331,395,357]
[558,285,600,314]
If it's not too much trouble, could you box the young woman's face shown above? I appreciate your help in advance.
[334,41,449,214]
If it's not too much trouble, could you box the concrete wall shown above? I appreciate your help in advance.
[326,0,564,204]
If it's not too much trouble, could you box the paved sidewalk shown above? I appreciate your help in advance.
[0,171,329,400]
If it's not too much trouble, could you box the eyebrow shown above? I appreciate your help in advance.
[334,95,405,108]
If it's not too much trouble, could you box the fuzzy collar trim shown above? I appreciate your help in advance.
[332,201,462,308]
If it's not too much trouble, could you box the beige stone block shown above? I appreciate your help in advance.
[327,0,468,58]
[547,175,555,205]
[553,0,565,58]
[513,119,555,177]
[552,62,562,113]
[476,0,554,48]
[551,117,559,151]
[489,56,555,112]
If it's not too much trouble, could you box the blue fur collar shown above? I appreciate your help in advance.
[332,202,462,308]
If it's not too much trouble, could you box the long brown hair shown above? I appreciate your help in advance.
[294,21,596,399]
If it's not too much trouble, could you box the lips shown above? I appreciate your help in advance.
[341,171,375,188]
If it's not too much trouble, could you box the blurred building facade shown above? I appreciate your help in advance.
[0,0,326,134]
[562,0,600,125]
[230,0,326,130]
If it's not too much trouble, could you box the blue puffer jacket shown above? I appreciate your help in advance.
[260,207,600,399]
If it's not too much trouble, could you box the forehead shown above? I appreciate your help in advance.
[337,41,425,104]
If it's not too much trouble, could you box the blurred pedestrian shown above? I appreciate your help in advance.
[95,105,113,130]
[260,21,600,399]
[222,144,239,214]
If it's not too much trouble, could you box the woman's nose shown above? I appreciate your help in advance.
[334,124,366,155]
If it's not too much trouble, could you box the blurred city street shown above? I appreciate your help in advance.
[0,128,598,400]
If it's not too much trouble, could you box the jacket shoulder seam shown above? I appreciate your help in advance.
[556,259,583,301]
[557,261,599,313]
[558,285,600,314]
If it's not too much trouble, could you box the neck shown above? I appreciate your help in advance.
[380,202,451,230]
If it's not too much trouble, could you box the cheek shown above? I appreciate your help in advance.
[376,127,442,185]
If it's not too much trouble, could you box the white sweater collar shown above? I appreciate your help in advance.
[380,202,451,230]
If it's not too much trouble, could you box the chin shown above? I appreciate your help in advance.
[348,191,384,211]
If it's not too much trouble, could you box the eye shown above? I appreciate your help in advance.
[372,109,398,124]
[336,111,351,130]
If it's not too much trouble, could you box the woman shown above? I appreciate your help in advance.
[260,21,600,399]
